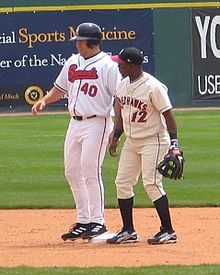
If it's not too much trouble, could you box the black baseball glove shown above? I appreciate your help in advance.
[157,148,184,180]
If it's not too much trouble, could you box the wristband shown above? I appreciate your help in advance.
[170,139,179,149]
[169,133,177,140]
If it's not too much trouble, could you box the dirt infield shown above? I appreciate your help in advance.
[0,208,219,267]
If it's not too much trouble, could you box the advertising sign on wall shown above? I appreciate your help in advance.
[0,9,154,110]
[192,8,220,100]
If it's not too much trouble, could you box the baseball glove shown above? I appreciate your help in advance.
[157,148,184,180]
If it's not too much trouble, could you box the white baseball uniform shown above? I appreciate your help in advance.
[115,72,172,201]
[54,51,121,224]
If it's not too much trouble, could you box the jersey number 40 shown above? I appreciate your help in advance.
[81,83,97,97]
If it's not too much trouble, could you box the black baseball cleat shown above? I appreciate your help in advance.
[61,223,90,241]
[107,229,139,244]
[147,228,177,245]
[81,222,107,239]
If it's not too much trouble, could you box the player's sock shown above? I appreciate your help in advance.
[154,195,174,232]
[118,197,134,232]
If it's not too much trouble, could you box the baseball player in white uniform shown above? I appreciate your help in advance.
[106,47,182,245]
[32,22,121,241]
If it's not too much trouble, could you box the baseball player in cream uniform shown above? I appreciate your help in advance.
[107,47,181,245]
[32,23,121,241]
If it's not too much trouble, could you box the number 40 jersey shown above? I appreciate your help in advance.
[54,51,121,118]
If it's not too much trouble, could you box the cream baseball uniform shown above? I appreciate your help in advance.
[115,72,172,202]
[54,51,121,224]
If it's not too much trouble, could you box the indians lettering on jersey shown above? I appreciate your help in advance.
[68,64,98,83]
[120,96,147,111]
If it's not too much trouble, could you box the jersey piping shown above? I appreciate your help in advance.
[54,82,67,93]
[96,118,107,216]
[154,134,165,197]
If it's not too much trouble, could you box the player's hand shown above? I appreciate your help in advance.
[108,137,120,157]
[169,138,182,156]
[31,100,46,116]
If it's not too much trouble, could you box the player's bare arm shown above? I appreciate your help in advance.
[159,107,184,180]
[162,109,177,136]
[109,97,124,157]
[163,107,181,145]
[162,108,180,147]
[32,86,65,115]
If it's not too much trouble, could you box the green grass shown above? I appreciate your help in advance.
[0,114,72,208]
[0,110,219,273]
[0,110,219,208]
[0,265,220,274]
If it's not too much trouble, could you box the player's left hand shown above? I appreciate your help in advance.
[169,138,182,158]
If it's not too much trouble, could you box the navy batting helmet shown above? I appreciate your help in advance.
[71,22,102,43]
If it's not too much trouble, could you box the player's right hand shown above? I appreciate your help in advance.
[108,138,120,157]
[31,100,46,116]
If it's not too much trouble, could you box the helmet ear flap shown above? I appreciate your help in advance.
[87,39,101,48]
[87,41,94,48]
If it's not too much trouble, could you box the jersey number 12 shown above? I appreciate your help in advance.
[131,110,147,122]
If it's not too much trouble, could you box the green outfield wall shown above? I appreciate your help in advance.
[0,1,219,108]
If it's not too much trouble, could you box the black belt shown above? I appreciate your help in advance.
[73,115,96,121]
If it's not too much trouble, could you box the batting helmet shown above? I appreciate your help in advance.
[71,23,102,44]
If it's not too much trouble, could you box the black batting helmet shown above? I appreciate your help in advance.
[71,22,102,44]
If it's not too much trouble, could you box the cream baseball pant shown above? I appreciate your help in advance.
[115,133,170,202]
[64,116,113,225]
